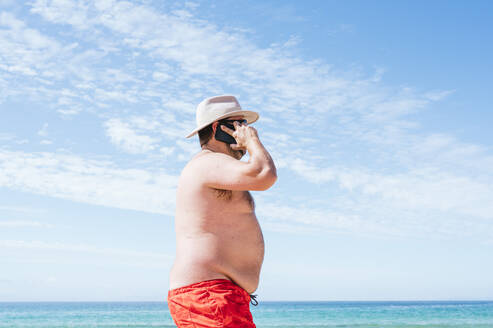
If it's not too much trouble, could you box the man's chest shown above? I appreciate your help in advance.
[211,189,255,211]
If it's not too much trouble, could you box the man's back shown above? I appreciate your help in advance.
[170,150,265,294]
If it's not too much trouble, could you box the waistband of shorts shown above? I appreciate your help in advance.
[168,279,246,298]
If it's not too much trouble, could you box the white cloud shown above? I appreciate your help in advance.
[257,186,493,241]
[0,0,450,167]
[289,158,493,219]
[0,205,45,214]
[289,158,336,184]
[104,118,158,154]
[0,220,53,228]
[175,140,198,156]
[37,123,49,137]
[0,11,62,76]
[0,133,28,145]
[259,203,365,232]
[0,150,178,214]
[0,239,171,261]
[0,0,14,7]
[397,134,493,175]
[159,146,174,156]
[29,0,91,30]
[0,133,14,141]
[360,169,493,219]
[57,107,81,115]
[424,90,455,101]
[152,71,171,82]
[23,0,446,133]
[95,88,138,104]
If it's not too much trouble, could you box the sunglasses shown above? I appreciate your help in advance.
[220,119,247,125]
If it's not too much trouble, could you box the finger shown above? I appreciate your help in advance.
[230,144,246,151]
[221,124,235,136]
[234,120,247,128]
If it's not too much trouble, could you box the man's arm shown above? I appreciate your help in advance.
[195,123,277,191]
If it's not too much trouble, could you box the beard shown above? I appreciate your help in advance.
[227,147,245,159]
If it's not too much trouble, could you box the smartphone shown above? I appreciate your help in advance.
[215,120,244,144]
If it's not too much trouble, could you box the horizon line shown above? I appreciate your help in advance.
[1,299,492,303]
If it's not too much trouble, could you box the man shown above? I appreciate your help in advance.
[168,95,277,327]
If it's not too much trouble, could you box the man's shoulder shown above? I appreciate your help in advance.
[187,150,231,168]
[182,151,220,176]
[179,152,226,190]
[181,150,238,185]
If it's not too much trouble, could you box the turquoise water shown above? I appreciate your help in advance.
[0,301,492,327]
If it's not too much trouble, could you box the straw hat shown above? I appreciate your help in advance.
[185,95,259,138]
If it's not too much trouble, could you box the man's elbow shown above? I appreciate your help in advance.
[255,167,277,191]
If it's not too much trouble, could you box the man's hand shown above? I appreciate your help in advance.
[220,121,259,151]
[197,120,277,191]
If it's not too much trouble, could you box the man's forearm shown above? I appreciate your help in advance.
[246,138,277,182]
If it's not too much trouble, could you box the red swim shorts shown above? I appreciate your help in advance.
[167,279,256,328]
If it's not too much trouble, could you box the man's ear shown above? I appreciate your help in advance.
[212,121,219,136]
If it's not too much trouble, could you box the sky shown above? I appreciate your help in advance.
[0,0,492,301]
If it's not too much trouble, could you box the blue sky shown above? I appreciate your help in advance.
[1,0,492,301]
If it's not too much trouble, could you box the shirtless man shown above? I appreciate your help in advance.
[167,95,277,328]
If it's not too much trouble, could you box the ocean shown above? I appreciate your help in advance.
[0,301,492,327]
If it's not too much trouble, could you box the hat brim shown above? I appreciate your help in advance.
[185,110,259,138]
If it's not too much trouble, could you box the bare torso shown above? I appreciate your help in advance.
[169,151,265,294]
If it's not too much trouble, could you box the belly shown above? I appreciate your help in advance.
[170,213,264,294]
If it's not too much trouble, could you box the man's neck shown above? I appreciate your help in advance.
[202,140,242,159]
[202,140,228,154]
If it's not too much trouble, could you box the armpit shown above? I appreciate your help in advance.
[211,189,255,210]
[213,188,233,201]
